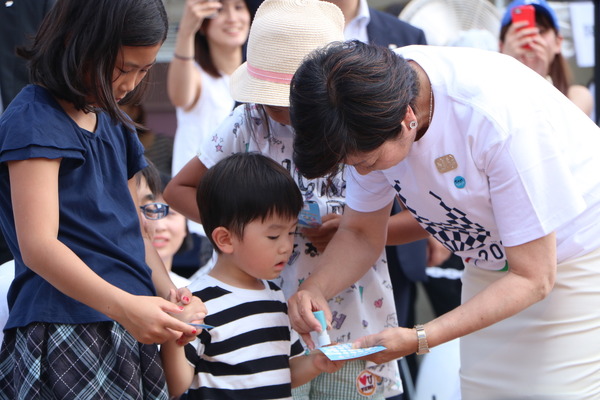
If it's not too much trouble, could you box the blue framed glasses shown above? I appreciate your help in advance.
[140,202,169,220]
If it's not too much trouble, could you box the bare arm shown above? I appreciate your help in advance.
[160,340,196,397]
[426,236,452,266]
[355,233,557,362]
[11,158,198,343]
[287,201,393,347]
[289,351,345,388]
[499,22,549,77]
[167,0,221,110]
[129,178,175,298]
[567,84,594,117]
[386,209,430,245]
[163,156,208,224]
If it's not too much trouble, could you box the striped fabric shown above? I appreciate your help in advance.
[182,276,304,399]
[0,322,167,400]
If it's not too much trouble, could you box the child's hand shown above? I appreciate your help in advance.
[174,286,194,305]
[310,349,346,374]
[178,297,207,325]
[168,289,208,346]
[300,213,342,253]
[168,289,207,322]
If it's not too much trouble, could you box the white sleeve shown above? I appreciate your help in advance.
[171,116,200,175]
[481,109,586,247]
[198,104,249,169]
[345,166,396,212]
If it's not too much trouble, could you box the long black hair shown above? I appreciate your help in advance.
[18,0,168,129]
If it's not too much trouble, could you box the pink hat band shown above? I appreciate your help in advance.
[247,64,294,85]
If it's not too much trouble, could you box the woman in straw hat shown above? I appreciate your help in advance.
[164,0,405,398]
[287,40,600,398]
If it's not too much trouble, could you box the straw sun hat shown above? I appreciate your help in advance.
[230,0,345,107]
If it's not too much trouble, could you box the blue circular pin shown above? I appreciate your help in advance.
[454,176,466,189]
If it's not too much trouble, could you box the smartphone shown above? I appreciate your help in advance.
[511,5,536,49]
[511,5,536,28]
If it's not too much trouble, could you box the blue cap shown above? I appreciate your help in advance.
[501,0,560,31]
[313,310,327,331]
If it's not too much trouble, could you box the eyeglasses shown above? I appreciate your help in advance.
[139,202,170,220]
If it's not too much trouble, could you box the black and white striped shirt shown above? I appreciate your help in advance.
[183,276,304,399]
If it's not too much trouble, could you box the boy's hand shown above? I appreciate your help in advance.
[310,349,346,374]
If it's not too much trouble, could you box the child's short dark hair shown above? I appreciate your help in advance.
[197,153,303,252]
[18,0,168,129]
[135,158,162,197]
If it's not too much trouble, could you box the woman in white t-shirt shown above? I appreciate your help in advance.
[287,40,600,399]
[168,0,251,238]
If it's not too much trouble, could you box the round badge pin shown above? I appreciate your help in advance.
[356,370,380,397]
[454,176,466,189]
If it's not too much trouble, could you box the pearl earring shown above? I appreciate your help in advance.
[409,121,418,129]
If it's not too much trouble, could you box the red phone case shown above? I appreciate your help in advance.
[511,5,535,29]
[511,5,535,49]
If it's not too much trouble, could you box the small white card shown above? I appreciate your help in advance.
[319,343,386,361]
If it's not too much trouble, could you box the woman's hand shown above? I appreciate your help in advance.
[500,21,550,76]
[300,213,342,254]
[180,0,222,35]
[288,283,331,350]
[352,327,418,364]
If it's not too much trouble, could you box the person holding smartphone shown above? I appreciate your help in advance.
[499,0,593,117]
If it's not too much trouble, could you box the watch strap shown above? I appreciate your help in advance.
[414,324,430,355]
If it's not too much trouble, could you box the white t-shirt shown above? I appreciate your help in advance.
[347,45,600,271]
[198,104,402,396]
[172,64,234,236]
[169,270,191,289]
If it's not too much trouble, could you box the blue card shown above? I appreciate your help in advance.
[319,343,386,361]
[189,323,214,330]
[298,201,321,227]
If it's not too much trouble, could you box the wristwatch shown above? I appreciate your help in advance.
[414,324,430,355]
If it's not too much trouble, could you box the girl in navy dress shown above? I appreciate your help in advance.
[0,1,206,398]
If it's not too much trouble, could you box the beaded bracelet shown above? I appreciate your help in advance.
[173,53,194,61]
